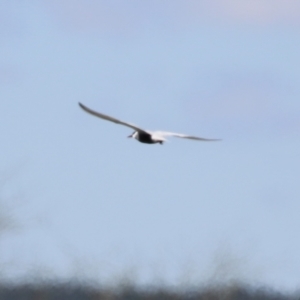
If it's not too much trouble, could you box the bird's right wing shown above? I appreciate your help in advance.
[154,131,221,141]
[79,103,148,134]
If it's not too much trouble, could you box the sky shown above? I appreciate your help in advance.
[0,0,300,291]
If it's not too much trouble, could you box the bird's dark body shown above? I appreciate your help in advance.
[138,132,157,144]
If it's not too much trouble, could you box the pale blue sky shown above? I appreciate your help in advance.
[1,1,300,291]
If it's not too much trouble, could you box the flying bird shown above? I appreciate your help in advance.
[79,102,220,145]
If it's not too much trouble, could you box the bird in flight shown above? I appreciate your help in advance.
[79,102,220,145]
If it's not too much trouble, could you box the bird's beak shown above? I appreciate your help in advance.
[128,134,132,138]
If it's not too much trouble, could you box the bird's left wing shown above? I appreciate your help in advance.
[153,131,221,141]
[79,102,149,134]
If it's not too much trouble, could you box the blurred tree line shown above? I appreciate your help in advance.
[0,283,298,300]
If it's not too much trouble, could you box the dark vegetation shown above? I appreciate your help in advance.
[0,282,298,300]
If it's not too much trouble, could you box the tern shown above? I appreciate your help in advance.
[79,102,220,145]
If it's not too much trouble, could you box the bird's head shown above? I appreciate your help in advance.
[128,131,138,139]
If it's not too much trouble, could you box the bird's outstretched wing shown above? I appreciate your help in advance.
[79,103,148,134]
[153,131,221,141]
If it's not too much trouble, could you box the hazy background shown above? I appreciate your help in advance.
[0,0,300,291]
